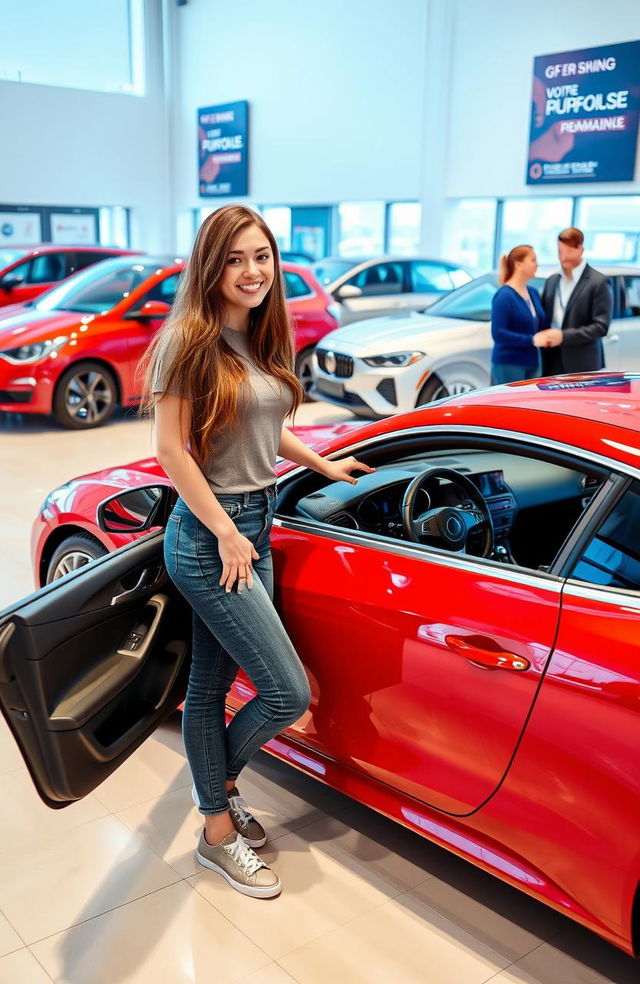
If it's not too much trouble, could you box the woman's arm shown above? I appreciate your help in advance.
[154,395,258,592]
[278,426,374,485]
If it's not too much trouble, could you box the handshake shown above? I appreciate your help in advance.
[533,328,563,348]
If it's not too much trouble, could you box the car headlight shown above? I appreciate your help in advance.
[363,351,425,367]
[0,336,69,364]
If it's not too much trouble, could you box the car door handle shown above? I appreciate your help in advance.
[111,564,163,605]
[445,635,530,671]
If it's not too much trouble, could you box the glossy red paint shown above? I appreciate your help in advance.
[0,258,337,419]
[28,375,640,954]
[0,245,140,308]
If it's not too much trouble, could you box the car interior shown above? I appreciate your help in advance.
[277,435,608,575]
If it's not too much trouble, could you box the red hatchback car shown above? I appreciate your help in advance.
[0,244,140,308]
[16,373,640,955]
[0,255,338,427]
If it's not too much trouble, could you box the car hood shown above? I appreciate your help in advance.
[0,308,90,348]
[316,313,484,354]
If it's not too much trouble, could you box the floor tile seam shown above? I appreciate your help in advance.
[267,833,426,904]
[0,898,29,951]
[273,895,392,966]
[25,875,189,948]
[26,944,56,982]
[182,877,275,963]
[94,777,194,813]
[380,887,516,971]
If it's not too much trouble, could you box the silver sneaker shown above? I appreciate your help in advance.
[192,784,267,848]
[195,829,281,898]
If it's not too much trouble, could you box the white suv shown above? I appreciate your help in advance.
[310,268,640,418]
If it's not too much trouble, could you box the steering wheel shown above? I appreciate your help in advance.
[401,467,494,557]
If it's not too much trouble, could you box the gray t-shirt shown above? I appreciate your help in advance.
[152,326,290,493]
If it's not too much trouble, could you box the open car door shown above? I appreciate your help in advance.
[0,492,190,809]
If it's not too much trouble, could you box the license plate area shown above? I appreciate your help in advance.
[317,378,345,399]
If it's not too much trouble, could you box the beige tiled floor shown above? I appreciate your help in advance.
[0,407,638,983]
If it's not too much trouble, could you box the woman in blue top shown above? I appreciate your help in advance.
[490,244,546,384]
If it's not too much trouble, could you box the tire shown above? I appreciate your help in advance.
[45,533,108,584]
[52,361,117,429]
[416,375,476,406]
[295,346,315,401]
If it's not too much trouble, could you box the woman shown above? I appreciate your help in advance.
[143,205,373,898]
[490,244,546,384]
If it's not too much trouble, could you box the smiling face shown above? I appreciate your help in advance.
[219,224,275,329]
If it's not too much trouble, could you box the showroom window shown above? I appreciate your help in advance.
[387,202,421,255]
[337,202,385,257]
[499,198,573,266]
[443,200,497,274]
[576,197,640,265]
[261,207,292,252]
[0,0,145,94]
[99,207,130,249]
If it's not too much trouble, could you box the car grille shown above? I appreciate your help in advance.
[317,350,354,378]
[0,390,33,404]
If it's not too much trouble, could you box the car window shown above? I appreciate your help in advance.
[312,259,354,286]
[570,482,640,590]
[0,257,31,285]
[347,262,404,296]
[71,251,112,273]
[283,271,313,299]
[410,262,453,293]
[621,276,640,317]
[134,273,181,308]
[34,259,161,313]
[27,253,67,284]
[450,268,472,288]
[427,280,497,322]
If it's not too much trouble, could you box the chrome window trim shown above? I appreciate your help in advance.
[562,579,640,610]
[275,422,640,595]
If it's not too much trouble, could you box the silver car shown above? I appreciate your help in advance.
[310,267,640,418]
[312,256,472,325]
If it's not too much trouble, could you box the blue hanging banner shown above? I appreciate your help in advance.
[526,41,640,185]
[198,100,249,198]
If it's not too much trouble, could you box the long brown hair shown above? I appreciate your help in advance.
[498,244,533,285]
[141,205,303,464]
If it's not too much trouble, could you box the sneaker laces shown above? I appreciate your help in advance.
[229,793,254,828]
[224,834,265,876]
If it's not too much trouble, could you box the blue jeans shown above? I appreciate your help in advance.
[491,363,539,385]
[164,487,311,815]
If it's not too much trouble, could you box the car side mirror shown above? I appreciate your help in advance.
[0,274,25,291]
[97,485,174,533]
[126,300,171,321]
[335,284,362,300]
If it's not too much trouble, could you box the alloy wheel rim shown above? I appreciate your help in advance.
[51,550,95,581]
[65,370,113,423]
[298,355,313,394]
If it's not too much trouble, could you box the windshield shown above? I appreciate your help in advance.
[0,249,29,268]
[424,274,547,322]
[312,259,357,286]
[34,259,162,314]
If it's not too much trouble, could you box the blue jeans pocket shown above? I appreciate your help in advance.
[164,513,182,575]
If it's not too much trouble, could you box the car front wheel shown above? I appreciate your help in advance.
[45,534,108,584]
[295,346,315,401]
[53,361,117,429]
[416,375,475,405]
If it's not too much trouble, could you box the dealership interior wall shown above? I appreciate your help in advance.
[1,0,640,260]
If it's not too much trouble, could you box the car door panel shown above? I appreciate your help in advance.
[270,522,562,815]
[0,533,190,808]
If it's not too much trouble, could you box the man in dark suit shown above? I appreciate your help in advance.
[533,227,612,374]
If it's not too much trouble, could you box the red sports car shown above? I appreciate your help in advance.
[0,256,338,426]
[0,244,140,308]
[5,374,640,955]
